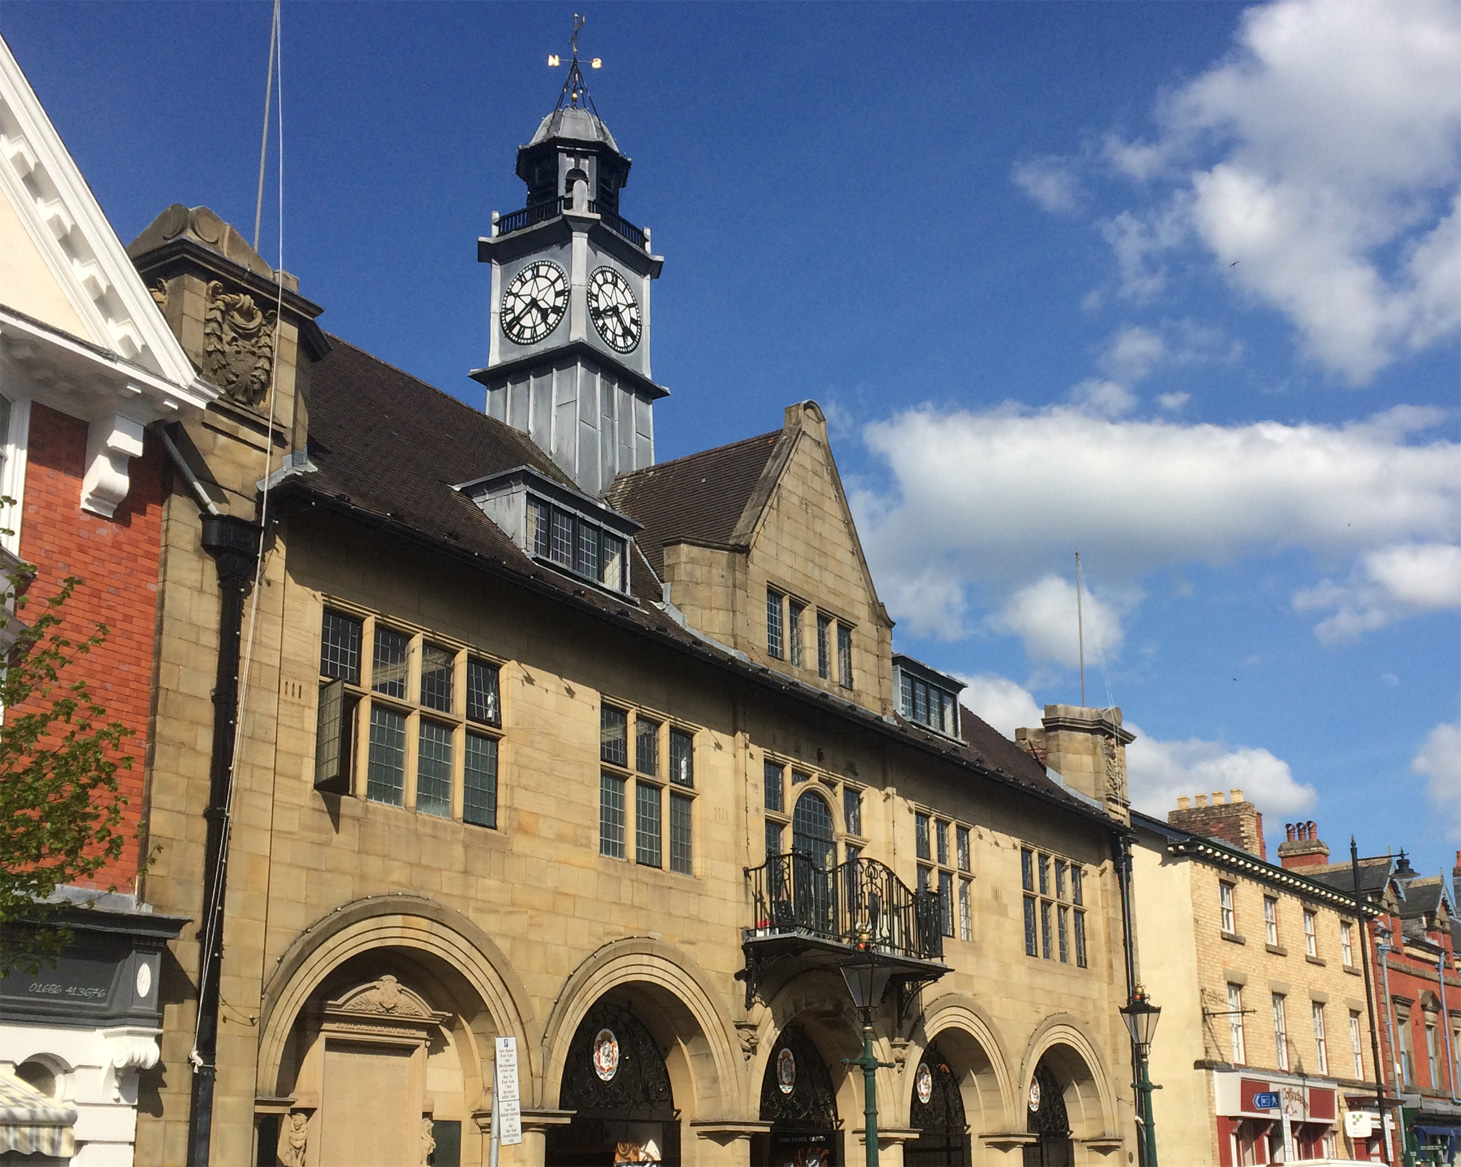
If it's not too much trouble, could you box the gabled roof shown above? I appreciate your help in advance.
[281,338,1112,830]
[0,35,207,402]
[605,430,781,577]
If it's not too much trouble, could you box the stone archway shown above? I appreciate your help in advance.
[254,896,537,1167]
[546,997,680,1166]
[905,1041,968,1167]
[755,1023,843,1167]
[913,994,1017,1142]
[1017,1021,1123,1167]
[541,937,740,1126]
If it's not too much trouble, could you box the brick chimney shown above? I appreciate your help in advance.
[1452,850,1461,890]
[1277,820,1330,869]
[1167,789,1267,859]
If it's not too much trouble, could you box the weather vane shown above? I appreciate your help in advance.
[548,13,602,111]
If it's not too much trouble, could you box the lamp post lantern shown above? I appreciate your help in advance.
[1120,987,1162,1167]
[841,933,894,1167]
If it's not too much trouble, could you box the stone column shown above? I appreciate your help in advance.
[511,1110,571,1167]
[687,1122,768,1167]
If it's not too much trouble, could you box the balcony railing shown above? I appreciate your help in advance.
[495,198,568,236]
[494,197,648,250]
[587,203,647,249]
[745,853,944,964]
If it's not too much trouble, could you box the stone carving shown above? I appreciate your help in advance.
[889,1038,912,1069]
[330,974,439,1019]
[1103,732,1127,802]
[421,1117,436,1165]
[149,279,167,310]
[279,1112,308,1167]
[203,279,276,407]
[735,1021,759,1060]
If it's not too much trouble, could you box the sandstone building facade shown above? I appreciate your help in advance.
[117,65,1145,1167]
[1132,794,1393,1166]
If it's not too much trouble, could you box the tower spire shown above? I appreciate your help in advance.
[548,13,602,113]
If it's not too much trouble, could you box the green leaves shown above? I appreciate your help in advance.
[0,570,137,975]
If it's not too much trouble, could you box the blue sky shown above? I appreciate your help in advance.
[7,1,1458,875]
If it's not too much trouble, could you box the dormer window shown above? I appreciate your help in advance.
[893,655,964,738]
[458,466,640,596]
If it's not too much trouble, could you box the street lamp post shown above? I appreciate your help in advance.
[1120,987,1162,1167]
[841,937,894,1167]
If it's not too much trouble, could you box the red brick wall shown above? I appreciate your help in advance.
[18,402,164,892]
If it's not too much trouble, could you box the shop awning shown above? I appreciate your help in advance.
[0,1070,77,1157]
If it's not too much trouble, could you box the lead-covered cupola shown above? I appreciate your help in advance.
[475,46,666,496]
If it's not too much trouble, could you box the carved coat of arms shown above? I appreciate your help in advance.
[203,279,277,407]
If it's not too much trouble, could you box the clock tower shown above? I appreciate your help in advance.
[475,52,665,495]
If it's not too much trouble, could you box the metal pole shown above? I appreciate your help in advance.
[862,1015,878,1167]
[1136,1051,1158,1166]
[1354,837,1393,1165]
[489,1083,500,1167]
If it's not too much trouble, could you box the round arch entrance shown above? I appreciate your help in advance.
[905,1042,968,1167]
[754,1024,842,1167]
[545,999,679,1166]
[1023,1059,1072,1167]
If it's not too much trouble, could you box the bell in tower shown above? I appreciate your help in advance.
[474,25,666,496]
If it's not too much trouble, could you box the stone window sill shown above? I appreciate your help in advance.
[1343,964,1362,976]
[1222,931,1247,945]
[1267,943,1288,956]
[1307,955,1326,966]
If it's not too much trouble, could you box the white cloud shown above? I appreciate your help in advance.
[856,403,1460,638]
[1068,378,1138,417]
[1126,730,1318,819]
[1050,0,1461,381]
[957,674,1044,738]
[1412,720,1461,839]
[1157,391,1190,411]
[954,672,1319,821]
[1099,325,1166,382]
[1012,155,1084,214]
[1293,541,1461,641]
[991,575,1125,668]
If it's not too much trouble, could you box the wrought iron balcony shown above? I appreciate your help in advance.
[740,853,948,1008]
[494,197,647,250]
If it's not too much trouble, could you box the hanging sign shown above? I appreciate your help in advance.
[495,1035,522,1146]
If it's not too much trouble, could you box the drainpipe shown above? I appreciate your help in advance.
[1354,838,1393,1165]
[1113,833,1146,1165]
[186,515,261,1167]
[1439,950,1459,1104]
[1379,935,1403,1165]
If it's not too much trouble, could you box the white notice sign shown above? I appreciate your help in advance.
[494,1036,523,1146]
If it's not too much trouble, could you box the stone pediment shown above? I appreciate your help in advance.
[319,975,450,1039]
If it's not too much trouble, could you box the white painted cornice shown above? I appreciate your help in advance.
[0,34,210,402]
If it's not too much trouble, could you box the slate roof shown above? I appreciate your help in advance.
[280,335,1111,826]
[1305,857,1397,901]
[605,430,782,578]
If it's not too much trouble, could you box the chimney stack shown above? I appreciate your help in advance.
[1277,819,1330,869]
[1168,788,1267,859]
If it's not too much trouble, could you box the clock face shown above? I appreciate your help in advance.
[501,260,568,346]
[588,266,642,353]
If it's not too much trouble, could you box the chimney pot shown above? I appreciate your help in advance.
[1230,788,1244,803]
[1177,796,1190,810]
[1286,824,1296,841]
[1213,790,1225,804]
[1195,794,1208,807]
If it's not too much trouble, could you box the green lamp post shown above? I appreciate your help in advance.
[1120,987,1162,1167]
[841,934,894,1167]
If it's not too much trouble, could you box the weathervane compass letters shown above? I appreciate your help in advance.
[547,13,603,111]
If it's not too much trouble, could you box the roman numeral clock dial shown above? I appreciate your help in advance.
[588,266,641,353]
[501,261,569,345]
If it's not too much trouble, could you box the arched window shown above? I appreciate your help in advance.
[906,1043,968,1166]
[792,791,835,871]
